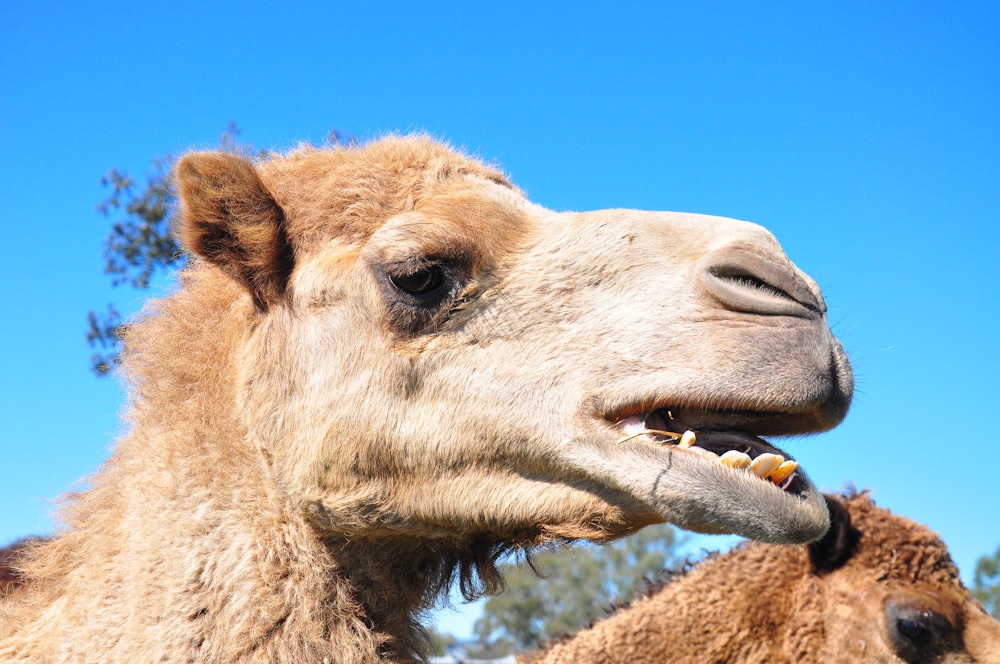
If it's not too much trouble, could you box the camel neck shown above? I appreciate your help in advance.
[0,445,437,663]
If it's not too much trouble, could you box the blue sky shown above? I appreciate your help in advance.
[2,0,998,639]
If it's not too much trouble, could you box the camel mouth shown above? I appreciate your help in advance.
[612,408,807,495]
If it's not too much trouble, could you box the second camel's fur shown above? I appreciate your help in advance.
[526,492,1000,663]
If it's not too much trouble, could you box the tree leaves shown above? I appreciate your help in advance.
[474,524,687,652]
[97,160,180,289]
[88,153,180,374]
[973,544,1000,619]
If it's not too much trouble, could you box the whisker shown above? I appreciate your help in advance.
[614,429,685,446]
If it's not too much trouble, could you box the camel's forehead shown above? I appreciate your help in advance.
[258,137,515,246]
[845,498,961,584]
[263,136,510,182]
[360,178,538,268]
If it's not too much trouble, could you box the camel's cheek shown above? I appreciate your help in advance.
[962,600,1000,662]
[234,259,407,499]
[234,269,637,537]
[818,580,899,661]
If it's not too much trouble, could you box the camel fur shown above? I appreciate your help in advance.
[0,540,37,596]
[525,492,1000,663]
[0,136,852,662]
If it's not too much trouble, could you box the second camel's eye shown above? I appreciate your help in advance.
[388,265,447,298]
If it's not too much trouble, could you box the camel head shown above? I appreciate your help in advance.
[173,136,853,549]
[810,494,1000,663]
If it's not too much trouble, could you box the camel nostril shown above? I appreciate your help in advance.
[710,266,801,304]
[699,247,825,318]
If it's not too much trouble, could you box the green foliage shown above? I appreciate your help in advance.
[88,151,181,375]
[973,543,1000,619]
[96,157,179,289]
[85,304,125,376]
[474,524,687,652]
[424,626,456,657]
[88,154,181,374]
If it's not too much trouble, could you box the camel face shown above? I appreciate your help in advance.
[813,498,1000,664]
[180,137,852,546]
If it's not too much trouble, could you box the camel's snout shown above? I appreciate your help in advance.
[697,244,826,320]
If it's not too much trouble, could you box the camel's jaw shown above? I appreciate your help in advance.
[567,405,833,544]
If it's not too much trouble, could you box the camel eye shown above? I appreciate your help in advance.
[388,265,447,300]
[896,617,934,647]
[886,599,954,662]
[378,257,468,333]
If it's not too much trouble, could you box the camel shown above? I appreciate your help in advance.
[0,135,853,662]
[524,492,1000,663]
[0,540,36,595]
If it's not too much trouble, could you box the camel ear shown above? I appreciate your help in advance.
[808,494,860,574]
[175,152,293,309]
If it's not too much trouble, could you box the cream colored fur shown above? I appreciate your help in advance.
[0,136,852,662]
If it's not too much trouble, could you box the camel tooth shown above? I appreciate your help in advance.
[679,430,697,448]
[749,453,784,479]
[719,450,752,469]
[769,459,799,484]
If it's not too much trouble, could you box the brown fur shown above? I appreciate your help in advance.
[0,136,852,662]
[0,540,38,596]
[524,493,1000,663]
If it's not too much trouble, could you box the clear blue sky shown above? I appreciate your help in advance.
[2,0,998,639]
